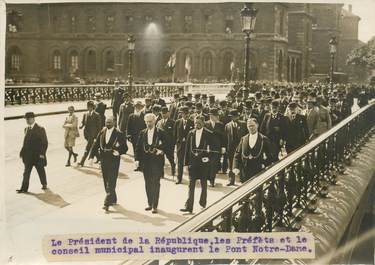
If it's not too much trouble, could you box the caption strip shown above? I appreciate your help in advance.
[43,232,315,261]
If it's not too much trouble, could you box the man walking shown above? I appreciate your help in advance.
[17,112,48,193]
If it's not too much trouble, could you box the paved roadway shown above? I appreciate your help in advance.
[4,101,236,265]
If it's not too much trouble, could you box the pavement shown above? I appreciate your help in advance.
[3,104,238,265]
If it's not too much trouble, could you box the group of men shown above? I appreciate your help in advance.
[17,80,373,215]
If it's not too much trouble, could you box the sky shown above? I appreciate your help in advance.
[341,0,375,42]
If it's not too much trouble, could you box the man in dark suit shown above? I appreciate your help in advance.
[17,112,48,193]
[285,102,309,153]
[78,101,102,166]
[126,101,146,171]
[157,106,176,176]
[95,93,107,128]
[233,118,277,183]
[153,89,166,107]
[174,106,194,184]
[111,81,124,124]
[89,116,128,211]
[224,109,247,186]
[118,93,134,135]
[204,108,225,187]
[180,115,213,213]
[135,113,167,214]
[169,94,180,121]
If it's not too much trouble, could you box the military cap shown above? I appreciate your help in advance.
[288,102,298,109]
[24,112,35,119]
[152,104,161,112]
[195,102,203,109]
[228,109,239,117]
[179,106,189,114]
[161,106,169,113]
[209,108,219,116]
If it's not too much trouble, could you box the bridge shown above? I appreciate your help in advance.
[3,85,375,265]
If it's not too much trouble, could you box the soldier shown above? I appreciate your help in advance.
[180,115,213,214]
[135,113,167,214]
[285,102,309,153]
[204,108,225,187]
[118,93,134,135]
[17,112,48,193]
[95,93,107,128]
[78,101,102,167]
[89,117,128,212]
[111,81,124,124]
[156,106,176,177]
[224,109,247,186]
[233,118,277,183]
[174,106,194,184]
[126,101,146,171]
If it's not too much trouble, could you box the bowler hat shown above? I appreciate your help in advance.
[228,109,239,117]
[161,106,169,113]
[24,112,35,119]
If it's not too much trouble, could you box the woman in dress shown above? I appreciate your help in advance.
[63,106,79,166]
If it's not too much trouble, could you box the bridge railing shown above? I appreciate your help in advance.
[4,84,185,106]
[129,102,375,265]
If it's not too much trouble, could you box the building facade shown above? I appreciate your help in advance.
[5,2,361,84]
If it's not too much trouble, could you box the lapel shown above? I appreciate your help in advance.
[107,129,117,147]
[242,134,250,153]
[152,128,158,145]
[100,128,106,147]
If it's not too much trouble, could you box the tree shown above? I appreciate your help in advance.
[346,37,375,69]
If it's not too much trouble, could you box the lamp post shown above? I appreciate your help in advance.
[127,34,135,98]
[329,36,338,91]
[240,3,258,89]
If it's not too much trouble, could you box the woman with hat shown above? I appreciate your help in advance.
[63,106,79,166]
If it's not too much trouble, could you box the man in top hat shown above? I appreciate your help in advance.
[174,106,194,184]
[180,115,213,214]
[218,100,231,125]
[17,112,48,193]
[194,102,209,121]
[242,99,259,123]
[285,102,309,153]
[153,90,166,107]
[89,116,128,211]
[126,101,146,171]
[169,93,180,121]
[328,97,342,126]
[224,109,247,186]
[152,104,162,124]
[111,81,124,123]
[157,106,176,176]
[95,93,107,128]
[233,118,277,183]
[78,101,102,166]
[204,108,225,187]
[260,100,289,159]
[118,92,134,135]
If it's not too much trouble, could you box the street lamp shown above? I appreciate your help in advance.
[240,3,258,89]
[329,36,338,90]
[127,34,135,98]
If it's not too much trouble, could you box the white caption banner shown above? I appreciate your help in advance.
[42,232,315,261]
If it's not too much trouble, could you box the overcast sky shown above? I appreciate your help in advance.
[341,0,375,42]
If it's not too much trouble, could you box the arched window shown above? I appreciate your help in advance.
[222,52,234,79]
[87,50,96,72]
[52,50,62,70]
[202,52,213,76]
[69,51,79,72]
[8,46,21,71]
[105,50,115,72]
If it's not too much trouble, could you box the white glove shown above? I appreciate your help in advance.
[233,168,240,175]
[221,147,226,154]
[113,150,119,156]
[156,149,164,155]
[134,161,139,168]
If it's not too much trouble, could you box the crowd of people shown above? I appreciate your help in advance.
[16,80,374,214]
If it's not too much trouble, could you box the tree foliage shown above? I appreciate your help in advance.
[346,37,375,69]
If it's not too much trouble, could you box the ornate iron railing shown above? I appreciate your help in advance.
[4,84,184,106]
[127,102,375,265]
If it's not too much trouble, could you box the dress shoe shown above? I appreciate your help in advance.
[94,160,100,164]
[145,206,152,211]
[175,181,181,185]
[134,167,141,172]
[180,208,192,213]
[42,185,48,190]
[209,183,215,187]
[16,189,27,193]
[77,162,84,167]
[102,205,109,211]
[65,162,71,167]
[226,182,235,186]
[152,209,158,214]
[73,153,78,163]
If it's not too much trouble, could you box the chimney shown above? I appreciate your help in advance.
[349,4,352,13]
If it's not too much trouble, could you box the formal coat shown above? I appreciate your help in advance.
[19,123,48,191]
[316,106,332,135]
[174,118,195,182]
[306,107,320,139]
[184,128,213,210]
[169,102,179,121]
[111,88,125,117]
[90,127,128,206]
[95,101,107,128]
[79,111,101,164]
[260,112,289,154]
[118,102,135,133]
[157,118,176,165]
[63,114,79,148]
[233,133,277,183]
[285,114,309,153]
[224,120,247,164]
[126,112,146,157]
[135,127,167,209]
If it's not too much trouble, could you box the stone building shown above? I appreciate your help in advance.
[5,2,361,83]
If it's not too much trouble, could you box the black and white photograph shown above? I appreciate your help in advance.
[1,0,375,264]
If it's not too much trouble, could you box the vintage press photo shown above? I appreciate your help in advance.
[1,0,375,264]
